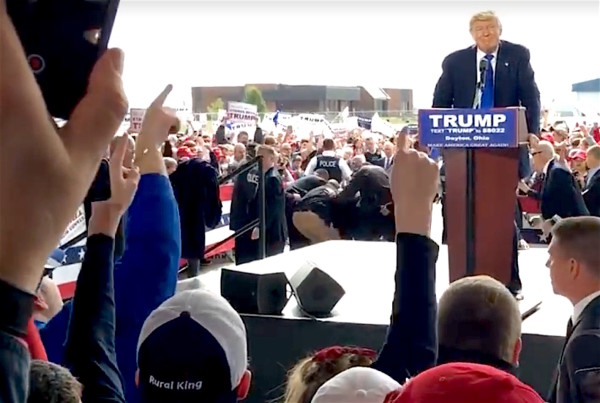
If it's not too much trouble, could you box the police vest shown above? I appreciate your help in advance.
[316,155,342,182]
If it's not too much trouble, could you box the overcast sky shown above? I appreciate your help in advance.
[109,0,600,109]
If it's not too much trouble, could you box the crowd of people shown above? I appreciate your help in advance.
[2,6,600,403]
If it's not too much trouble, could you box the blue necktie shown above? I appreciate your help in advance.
[480,54,495,108]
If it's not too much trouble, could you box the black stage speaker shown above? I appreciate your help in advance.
[289,262,345,316]
[221,269,288,315]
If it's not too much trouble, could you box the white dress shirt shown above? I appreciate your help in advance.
[476,47,498,85]
[382,156,393,170]
[572,290,600,324]
[473,47,498,108]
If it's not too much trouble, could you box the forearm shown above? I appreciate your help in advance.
[65,234,126,402]
[135,146,167,176]
[0,279,35,403]
[373,234,439,380]
[395,204,432,238]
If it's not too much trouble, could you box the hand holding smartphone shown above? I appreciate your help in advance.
[7,0,120,119]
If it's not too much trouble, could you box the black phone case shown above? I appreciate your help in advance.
[7,0,120,119]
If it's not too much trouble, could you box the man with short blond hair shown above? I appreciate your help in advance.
[433,10,540,133]
[437,275,522,372]
[547,216,600,402]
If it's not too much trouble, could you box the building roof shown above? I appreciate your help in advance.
[363,86,391,100]
[572,78,600,93]
[261,84,360,102]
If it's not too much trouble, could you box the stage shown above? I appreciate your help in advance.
[194,236,570,402]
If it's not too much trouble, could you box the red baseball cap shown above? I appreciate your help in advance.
[567,148,587,161]
[177,147,195,160]
[540,132,555,144]
[391,363,544,403]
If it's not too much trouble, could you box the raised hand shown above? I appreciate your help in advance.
[107,134,141,213]
[390,134,439,237]
[135,85,179,175]
[137,84,178,151]
[89,134,140,236]
[0,10,127,291]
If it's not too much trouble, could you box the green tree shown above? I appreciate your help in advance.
[243,86,267,113]
[207,97,225,113]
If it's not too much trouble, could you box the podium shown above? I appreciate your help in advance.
[419,108,529,284]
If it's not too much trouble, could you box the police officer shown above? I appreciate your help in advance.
[230,158,260,264]
[304,138,352,183]
[285,169,329,250]
[336,164,395,241]
[230,145,287,264]
[292,180,343,244]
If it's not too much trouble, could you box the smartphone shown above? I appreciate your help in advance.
[7,0,120,119]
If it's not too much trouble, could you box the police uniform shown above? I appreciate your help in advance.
[292,182,341,244]
[230,168,260,264]
[315,155,343,182]
[336,165,395,241]
[230,166,286,264]
[251,166,287,259]
[284,175,327,250]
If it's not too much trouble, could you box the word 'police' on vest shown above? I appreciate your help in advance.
[318,160,339,168]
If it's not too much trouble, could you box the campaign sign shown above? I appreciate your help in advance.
[227,102,258,122]
[418,108,518,148]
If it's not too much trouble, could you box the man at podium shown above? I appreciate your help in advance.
[432,10,540,298]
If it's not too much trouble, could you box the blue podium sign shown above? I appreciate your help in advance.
[418,108,519,148]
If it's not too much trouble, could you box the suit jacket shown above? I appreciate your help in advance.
[170,159,222,259]
[548,295,600,403]
[583,169,600,217]
[338,165,391,205]
[531,160,589,219]
[374,156,394,172]
[432,40,541,135]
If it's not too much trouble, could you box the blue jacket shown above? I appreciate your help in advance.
[41,174,181,403]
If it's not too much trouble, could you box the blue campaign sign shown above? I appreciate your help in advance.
[418,108,519,148]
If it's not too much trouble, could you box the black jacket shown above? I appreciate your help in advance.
[548,295,600,403]
[583,169,600,217]
[170,159,222,259]
[528,160,589,219]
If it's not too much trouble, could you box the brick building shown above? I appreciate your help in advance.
[191,84,413,115]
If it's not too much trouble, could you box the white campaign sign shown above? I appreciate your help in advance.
[60,205,86,246]
[227,102,258,122]
[128,108,146,133]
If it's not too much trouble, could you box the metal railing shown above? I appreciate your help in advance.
[203,156,266,260]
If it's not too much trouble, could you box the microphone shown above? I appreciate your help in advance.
[478,59,487,88]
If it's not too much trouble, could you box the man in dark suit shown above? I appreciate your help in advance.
[432,11,540,298]
[583,145,600,217]
[546,217,600,403]
[170,154,222,277]
[432,11,540,131]
[374,141,395,173]
[522,141,589,220]
[336,165,395,241]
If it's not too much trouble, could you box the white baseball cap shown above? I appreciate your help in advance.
[311,367,402,403]
[137,289,247,402]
